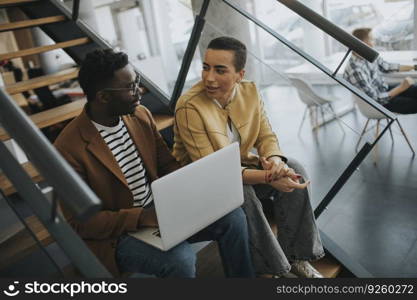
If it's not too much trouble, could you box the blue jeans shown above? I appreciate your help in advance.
[385,84,417,114]
[115,208,254,278]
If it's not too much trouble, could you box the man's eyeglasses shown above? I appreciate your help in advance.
[101,72,141,98]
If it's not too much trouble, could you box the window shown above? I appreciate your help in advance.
[326,0,414,52]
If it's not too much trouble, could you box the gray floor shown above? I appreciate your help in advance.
[261,84,417,277]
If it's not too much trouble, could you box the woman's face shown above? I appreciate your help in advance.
[202,49,244,103]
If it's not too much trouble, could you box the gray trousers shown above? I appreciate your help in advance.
[242,158,324,275]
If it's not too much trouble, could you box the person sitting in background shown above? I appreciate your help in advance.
[54,49,254,278]
[344,27,417,114]
[173,36,325,278]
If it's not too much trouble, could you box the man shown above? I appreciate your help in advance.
[54,49,254,278]
[344,27,417,114]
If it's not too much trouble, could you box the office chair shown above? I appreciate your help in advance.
[353,94,415,163]
[289,77,344,134]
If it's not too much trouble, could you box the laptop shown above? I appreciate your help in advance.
[129,142,243,251]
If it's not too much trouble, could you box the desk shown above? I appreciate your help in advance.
[380,51,417,84]
[285,51,417,85]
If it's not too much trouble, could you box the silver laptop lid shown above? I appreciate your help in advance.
[151,142,243,250]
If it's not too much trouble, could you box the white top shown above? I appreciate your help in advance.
[212,87,241,144]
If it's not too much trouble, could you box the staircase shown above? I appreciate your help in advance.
[0,0,174,277]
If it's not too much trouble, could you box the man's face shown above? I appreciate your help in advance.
[364,33,375,48]
[104,65,140,116]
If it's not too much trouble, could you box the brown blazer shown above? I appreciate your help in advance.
[54,105,179,276]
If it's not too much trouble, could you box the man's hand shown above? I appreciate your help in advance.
[269,176,310,193]
[400,77,414,92]
[137,207,158,228]
[398,65,415,72]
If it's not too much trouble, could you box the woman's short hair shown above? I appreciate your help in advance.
[207,36,247,72]
[78,49,128,102]
[352,28,372,42]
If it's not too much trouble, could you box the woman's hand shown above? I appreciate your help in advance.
[260,156,289,181]
[269,176,310,193]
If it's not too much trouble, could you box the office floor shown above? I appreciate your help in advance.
[261,84,417,277]
[1,84,416,278]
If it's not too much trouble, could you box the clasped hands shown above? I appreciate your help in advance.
[260,157,310,193]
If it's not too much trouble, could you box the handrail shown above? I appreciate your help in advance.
[72,0,80,21]
[0,89,110,277]
[277,0,379,63]
[213,1,398,276]
[167,2,397,221]
[170,0,211,110]
[0,89,101,220]
[220,0,397,221]
[222,0,395,121]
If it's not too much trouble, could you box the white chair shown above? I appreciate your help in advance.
[353,94,415,163]
[289,77,344,134]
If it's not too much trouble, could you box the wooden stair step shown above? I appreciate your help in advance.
[0,99,172,141]
[5,67,79,95]
[0,37,89,61]
[0,161,43,197]
[30,98,86,130]
[0,0,37,7]
[0,98,86,141]
[0,215,54,270]
[311,257,343,278]
[0,15,66,33]
[11,93,28,107]
[0,108,172,197]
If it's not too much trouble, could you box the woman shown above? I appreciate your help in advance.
[173,36,324,278]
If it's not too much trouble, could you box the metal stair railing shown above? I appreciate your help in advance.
[221,0,396,219]
[169,0,396,220]
[0,88,111,277]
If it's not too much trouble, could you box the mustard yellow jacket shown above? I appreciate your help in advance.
[173,80,284,168]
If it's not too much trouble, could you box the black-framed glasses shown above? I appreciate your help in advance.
[101,72,141,98]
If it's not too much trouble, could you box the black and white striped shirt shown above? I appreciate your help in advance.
[93,119,153,208]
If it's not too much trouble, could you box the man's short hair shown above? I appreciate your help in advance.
[352,28,372,42]
[207,36,247,72]
[78,49,128,102]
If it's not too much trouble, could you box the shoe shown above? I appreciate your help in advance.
[290,261,324,278]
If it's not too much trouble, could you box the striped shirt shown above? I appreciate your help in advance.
[92,119,153,208]
[343,54,399,105]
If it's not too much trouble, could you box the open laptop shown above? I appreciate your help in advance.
[129,142,243,251]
